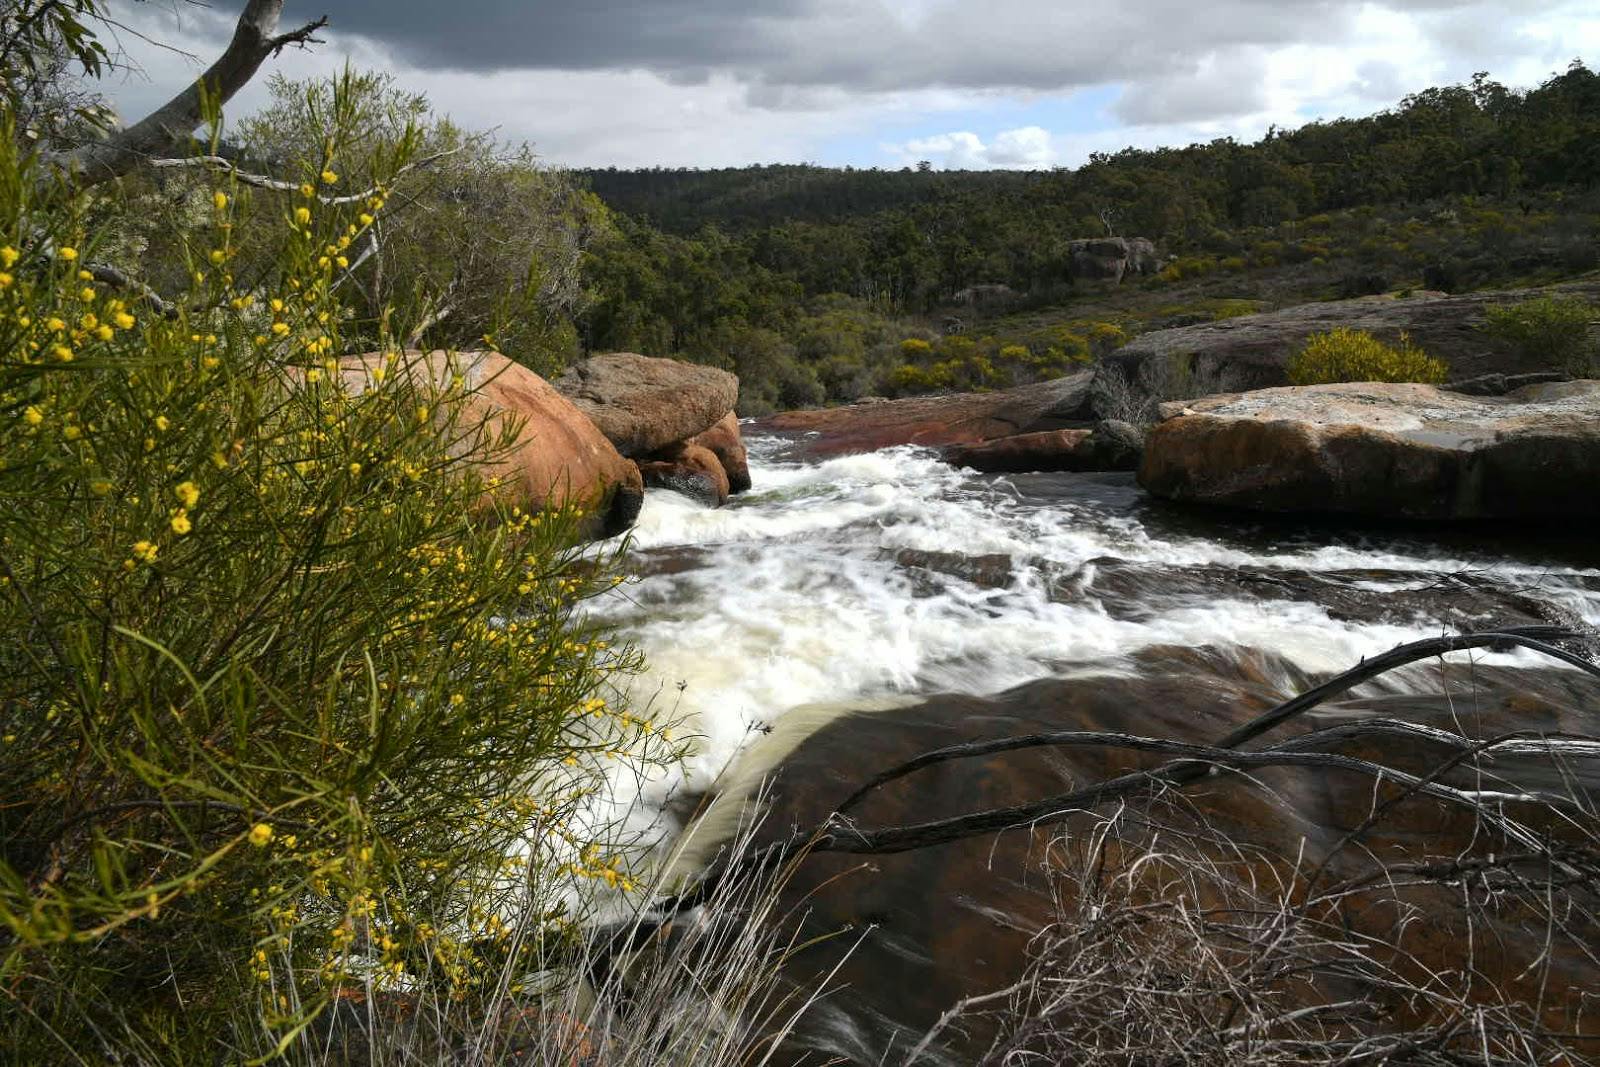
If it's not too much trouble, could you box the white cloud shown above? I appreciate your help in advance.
[93,0,1600,169]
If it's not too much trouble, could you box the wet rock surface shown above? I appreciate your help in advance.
[754,371,1095,459]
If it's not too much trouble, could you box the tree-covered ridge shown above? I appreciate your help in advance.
[574,65,1600,413]
[581,66,1600,239]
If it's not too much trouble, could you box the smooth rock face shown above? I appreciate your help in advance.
[555,353,739,457]
[685,412,751,494]
[637,442,731,508]
[1139,379,1600,520]
[338,350,644,538]
[1093,279,1600,419]
[755,370,1095,459]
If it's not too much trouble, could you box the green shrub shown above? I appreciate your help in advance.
[1481,295,1596,375]
[0,111,664,1055]
[1287,328,1449,385]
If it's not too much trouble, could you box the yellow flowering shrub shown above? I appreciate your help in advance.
[0,113,670,1056]
[1287,328,1448,385]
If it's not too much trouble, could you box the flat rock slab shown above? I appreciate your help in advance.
[1094,278,1600,418]
[753,370,1094,459]
[1139,379,1600,520]
[555,352,739,457]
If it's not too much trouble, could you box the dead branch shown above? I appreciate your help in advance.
[50,0,328,186]
[145,147,464,205]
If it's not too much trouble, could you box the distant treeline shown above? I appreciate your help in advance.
[573,65,1600,411]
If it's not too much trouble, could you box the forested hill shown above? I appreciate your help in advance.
[577,65,1599,243]
[572,65,1600,415]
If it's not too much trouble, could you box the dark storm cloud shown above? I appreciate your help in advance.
[312,0,812,71]
[305,0,1508,95]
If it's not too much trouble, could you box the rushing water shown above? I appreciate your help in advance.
[589,429,1600,1060]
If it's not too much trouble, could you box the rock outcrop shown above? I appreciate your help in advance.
[1092,279,1600,420]
[638,442,732,508]
[755,370,1096,460]
[684,412,752,494]
[338,351,644,538]
[555,352,739,457]
[1065,236,1161,284]
[1139,379,1600,520]
[943,419,1144,474]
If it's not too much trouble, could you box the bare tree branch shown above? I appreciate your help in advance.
[52,0,328,186]
[145,146,464,204]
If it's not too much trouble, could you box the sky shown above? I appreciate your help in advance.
[95,0,1600,170]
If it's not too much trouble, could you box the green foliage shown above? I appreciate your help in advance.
[0,103,661,1056]
[1481,295,1596,375]
[1287,328,1449,385]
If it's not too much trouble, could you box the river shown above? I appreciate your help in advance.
[591,429,1600,1062]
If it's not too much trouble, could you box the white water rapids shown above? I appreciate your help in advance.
[584,432,1600,854]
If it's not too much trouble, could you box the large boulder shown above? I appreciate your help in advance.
[337,350,643,538]
[754,370,1095,460]
[684,412,751,494]
[637,442,731,508]
[1067,237,1130,283]
[555,353,739,457]
[1093,279,1600,420]
[1139,379,1600,521]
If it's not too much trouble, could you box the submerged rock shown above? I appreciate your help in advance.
[555,352,739,457]
[1139,379,1600,520]
[755,370,1095,459]
[339,350,643,538]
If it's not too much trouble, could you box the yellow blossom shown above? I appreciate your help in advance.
[271,322,290,336]
[249,823,273,847]
[52,345,73,362]
[174,481,200,508]
[320,169,338,184]
[294,207,311,225]
[114,311,135,330]
[0,273,11,289]
[358,213,374,226]
[299,183,315,198]
[0,246,16,267]
[94,325,113,341]
[45,317,65,332]
[213,190,229,211]
[57,246,77,261]
[23,406,43,426]
[347,462,362,476]
[335,256,348,269]
[170,511,192,535]
[131,540,159,564]
[209,249,226,265]
[78,287,95,302]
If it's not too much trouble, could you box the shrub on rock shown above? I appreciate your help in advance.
[1287,328,1448,386]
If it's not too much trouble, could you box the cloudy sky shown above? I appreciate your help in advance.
[97,0,1598,170]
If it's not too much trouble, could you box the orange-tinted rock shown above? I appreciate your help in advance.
[944,420,1145,474]
[638,442,731,508]
[555,353,739,457]
[754,371,1094,459]
[1139,379,1600,520]
[338,350,643,538]
[687,412,752,494]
